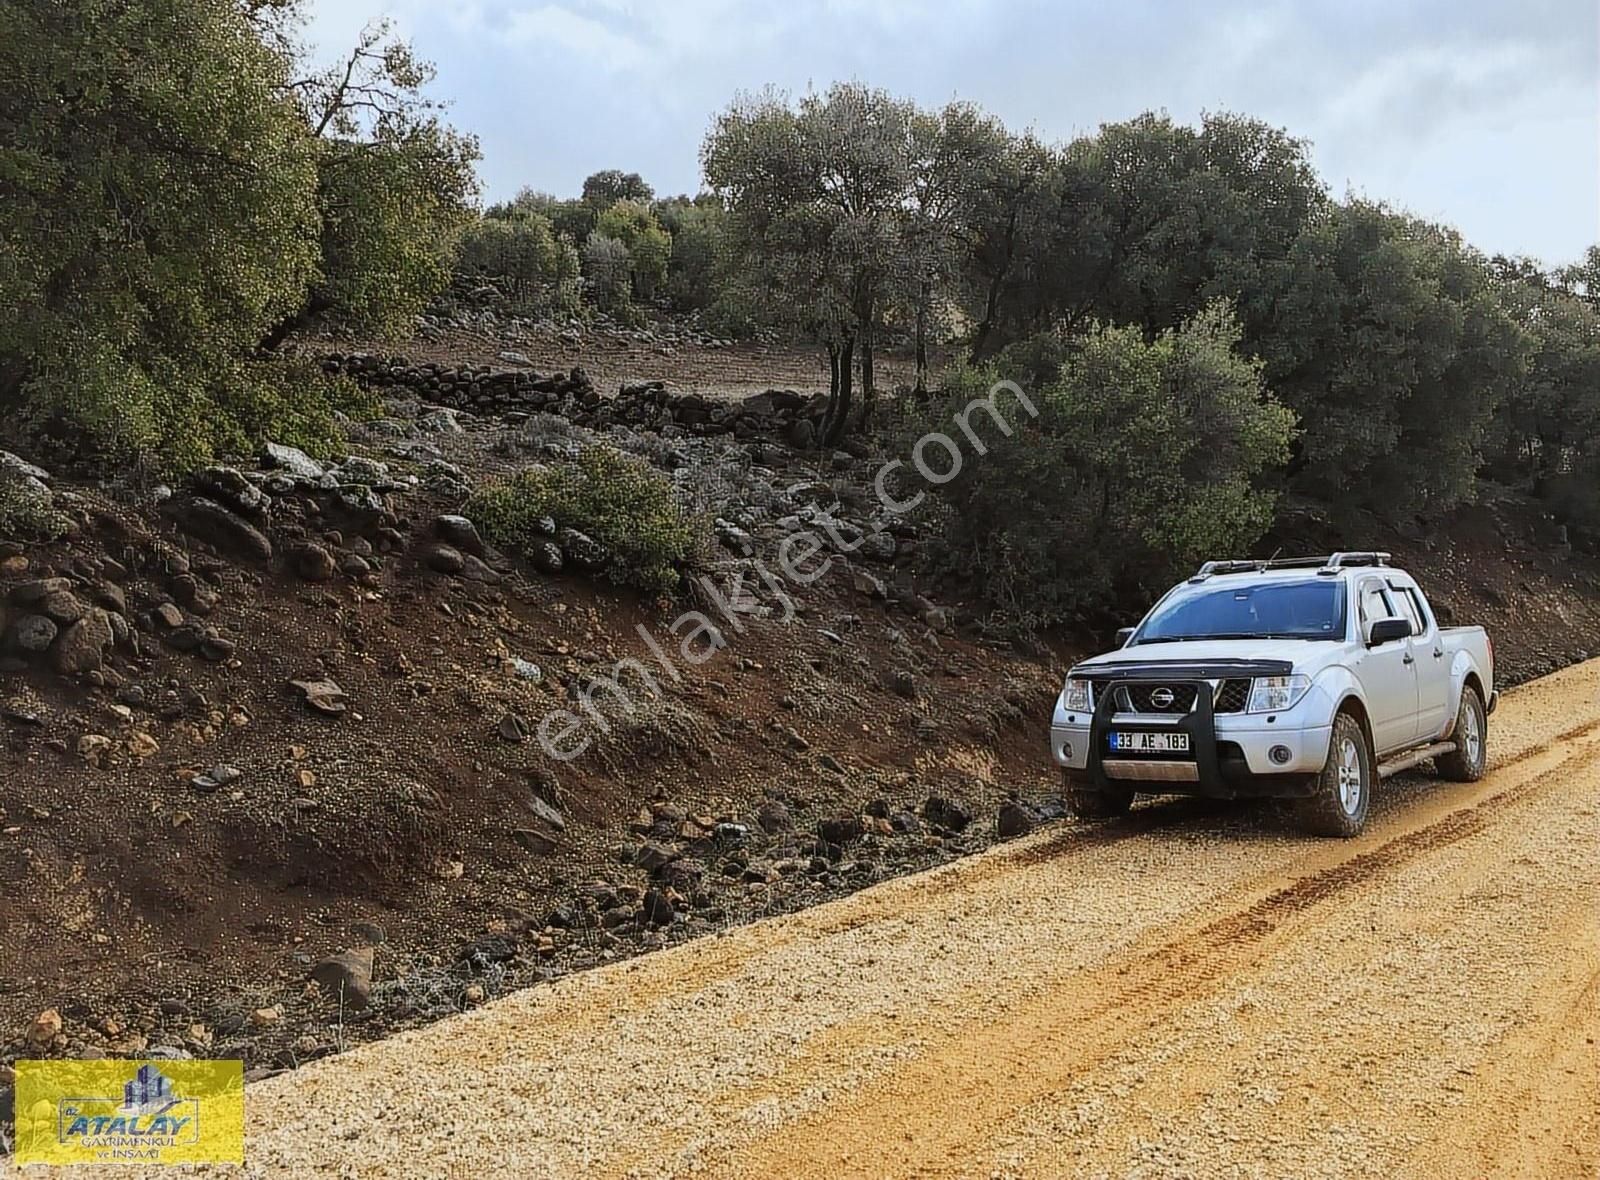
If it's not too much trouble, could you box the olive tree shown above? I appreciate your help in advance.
[904,305,1294,630]
[703,83,917,440]
[264,16,479,342]
[0,0,321,463]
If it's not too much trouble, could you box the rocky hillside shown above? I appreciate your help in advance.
[3,335,1599,1095]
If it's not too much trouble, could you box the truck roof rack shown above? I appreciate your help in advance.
[1189,552,1391,583]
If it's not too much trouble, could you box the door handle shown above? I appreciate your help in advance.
[1403,653,1415,665]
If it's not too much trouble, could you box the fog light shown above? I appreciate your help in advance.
[1061,742,1074,761]
[1269,744,1292,765]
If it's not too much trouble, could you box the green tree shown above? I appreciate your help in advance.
[582,169,655,208]
[264,16,479,342]
[456,213,580,311]
[490,187,594,246]
[593,199,671,301]
[704,83,918,440]
[0,0,320,462]
[656,196,730,312]
[1261,202,1521,512]
[906,306,1294,630]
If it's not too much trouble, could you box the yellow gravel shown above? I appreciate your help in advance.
[22,661,1600,1179]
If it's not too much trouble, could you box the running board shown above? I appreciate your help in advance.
[1377,741,1456,779]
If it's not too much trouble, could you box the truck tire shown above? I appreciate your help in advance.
[1297,712,1372,837]
[1436,687,1487,782]
[1065,780,1134,820]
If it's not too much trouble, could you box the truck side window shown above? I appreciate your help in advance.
[1358,582,1395,627]
[1406,588,1432,633]
[1390,587,1423,636]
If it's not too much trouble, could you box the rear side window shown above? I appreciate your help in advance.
[1389,584,1423,635]
[1406,589,1432,632]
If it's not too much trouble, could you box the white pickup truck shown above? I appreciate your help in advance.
[1051,553,1496,836]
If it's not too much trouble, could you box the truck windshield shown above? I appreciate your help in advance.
[1134,580,1346,643]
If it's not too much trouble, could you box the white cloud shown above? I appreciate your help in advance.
[504,4,650,71]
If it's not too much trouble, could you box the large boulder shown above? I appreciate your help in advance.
[261,443,326,481]
[5,614,57,655]
[163,496,273,563]
[52,609,113,675]
[309,947,374,1009]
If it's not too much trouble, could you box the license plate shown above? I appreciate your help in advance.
[1109,731,1190,754]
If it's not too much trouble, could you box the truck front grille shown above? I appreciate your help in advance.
[1214,678,1252,714]
[1122,683,1199,714]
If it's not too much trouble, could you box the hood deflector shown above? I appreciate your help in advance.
[1068,658,1295,681]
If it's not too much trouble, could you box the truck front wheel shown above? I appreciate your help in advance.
[1297,712,1372,837]
[1436,688,1487,782]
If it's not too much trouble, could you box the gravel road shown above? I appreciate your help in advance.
[36,661,1600,1179]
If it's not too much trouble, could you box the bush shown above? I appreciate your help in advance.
[0,471,69,542]
[593,200,671,301]
[456,214,580,312]
[582,233,638,319]
[0,0,320,465]
[903,305,1295,630]
[657,199,728,311]
[466,447,701,594]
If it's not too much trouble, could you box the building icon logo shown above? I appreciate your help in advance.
[120,1064,179,1117]
[15,1059,244,1165]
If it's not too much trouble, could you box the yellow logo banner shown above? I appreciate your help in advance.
[13,1059,244,1166]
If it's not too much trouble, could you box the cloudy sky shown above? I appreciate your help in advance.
[301,0,1598,266]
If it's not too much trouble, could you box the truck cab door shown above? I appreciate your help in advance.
[1353,578,1419,753]
[1395,582,1451,740]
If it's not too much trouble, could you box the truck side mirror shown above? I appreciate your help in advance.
[1115,627,1136,648]
[1367,617,1410,647]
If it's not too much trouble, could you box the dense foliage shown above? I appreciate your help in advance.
[0,0,476,468]
[901,307,1294,630]
[465,448,700,594]
[0,0,320,463]
[456,212,580,312]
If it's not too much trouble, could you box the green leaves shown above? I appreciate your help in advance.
[466,448,701,596]
[456,213,580,313]
[0,0,476,469]
[593,199,672,303]
[0,0,320,463]
[904,306,1292,630]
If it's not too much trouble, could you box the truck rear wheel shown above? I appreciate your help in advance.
[1297,712,1371,837]
[1436,688,1487,782]
[1065,780,1134,820]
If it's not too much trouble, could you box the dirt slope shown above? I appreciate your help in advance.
[45,658,1597,1179]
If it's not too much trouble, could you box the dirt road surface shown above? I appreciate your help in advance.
[31,662,1600,1179]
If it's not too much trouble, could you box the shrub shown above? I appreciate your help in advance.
[582,233,638,319]
[902,305,1295,631]
[593,200,672,301]
[456,214,580,312]
[466,447,701,594]
[657,199,729,311]
[0,471,69,542]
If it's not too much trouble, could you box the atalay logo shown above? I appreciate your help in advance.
[14,1059,245,1165]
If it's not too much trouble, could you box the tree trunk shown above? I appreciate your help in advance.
[914,281,929,397]
[258,289,333,352]
[970,205,1019,363]
[858,318,875,431]
[822,335,854,447]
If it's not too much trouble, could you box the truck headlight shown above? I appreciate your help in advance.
[1247,674,1311,714]
[1061,677,1093,713]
